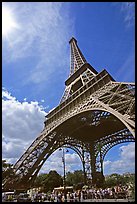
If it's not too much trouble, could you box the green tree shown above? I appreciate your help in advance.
[34,173,48,187]
[34,170,63,192]
[2,159,21,191]
[66,170,85,188]
[104,173,135,189]
[2,160,15,182]
[105,173,122,187]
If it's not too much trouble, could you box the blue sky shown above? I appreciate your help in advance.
[2,2,135,176]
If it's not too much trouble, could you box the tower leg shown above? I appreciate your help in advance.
[82,160,87,185]
[90,143,96,185]
[90,143,105,187]
[81,148,87,185]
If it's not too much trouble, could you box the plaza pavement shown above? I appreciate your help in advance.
[83,198,134,202]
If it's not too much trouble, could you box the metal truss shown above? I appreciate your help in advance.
[69,37,87,76]
[95,128,134,173]
[3,37,135,190]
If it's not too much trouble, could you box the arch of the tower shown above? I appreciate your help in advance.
[4,109,135,190]
[34,109,134,183]
[29,108,134,187]
[29,144,84,184]
[30,139,90,182]
[54,109,135,183]
[57,107,135,138]
[46,144,91,183]
[56,108,134,142]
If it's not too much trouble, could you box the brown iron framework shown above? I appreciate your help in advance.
[3,37,135,190]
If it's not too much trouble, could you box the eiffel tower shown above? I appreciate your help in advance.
[3,37,135,190]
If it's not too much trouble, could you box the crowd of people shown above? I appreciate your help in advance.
[31,184,133,202]
[2,184,133,202]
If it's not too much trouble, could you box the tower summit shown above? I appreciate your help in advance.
[60,37,98,103]
[69,36,97,76]
[69,37,87,75]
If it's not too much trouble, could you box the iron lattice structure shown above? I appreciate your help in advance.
[3,37,135,190]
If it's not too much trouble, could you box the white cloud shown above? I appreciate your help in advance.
[2,89,82,174]
[40,150,82,175]
[121,2,135,27]
[2,89,47,164]
[2,2,74,84]
[65,153,82,172]
[38,150,63,175]
[2,88,16,101]
[40,142,135,176]
[104,143,135,175]
[115,46,135,82]
[112,2,135,28]
[119,143,135,162]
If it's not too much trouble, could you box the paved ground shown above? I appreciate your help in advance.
[83,198,134,202]
[43,199,134,202]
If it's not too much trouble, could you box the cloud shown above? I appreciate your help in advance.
[119,143,135,162]
[104,143,135,175]
[2,89,47,164]
[40,143,135,176]
[2,2,74,84]
[2,89,82,174]
[40,150,82,175]
[115,46,135,82]
[2,88,82,174]
[65,153,82,172]
[38,150,64,175]
[112,2,135,28]
[121,2,135,27]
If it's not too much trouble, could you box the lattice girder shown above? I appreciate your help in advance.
[60,65,97,103]
[94,128,135,173]
[5,134,90,189]
[69,37,87,75]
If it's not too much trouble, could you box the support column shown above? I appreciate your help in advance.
[82,149,87,185]
[98,142,105,186]
[89,143,97,185]
[99,143,103,176]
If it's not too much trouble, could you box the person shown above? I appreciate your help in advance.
[80,191,84,202]
[50,193,55,202]
[8,194,13,202]
[61,193,64,202]
[78,190,81,202]
[74,191,78,202]
[70,192,74,202]
[57,193,62,202]
[127,184,132,200]
[111,187,115,199]
[66,192,70,202]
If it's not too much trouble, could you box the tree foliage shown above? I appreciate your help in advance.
[34,170,85,192]
[66,170,85,188]
[34,170,63,192]
[34,173,48,187]
[2,160,15,182]
[104,173,135,188]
